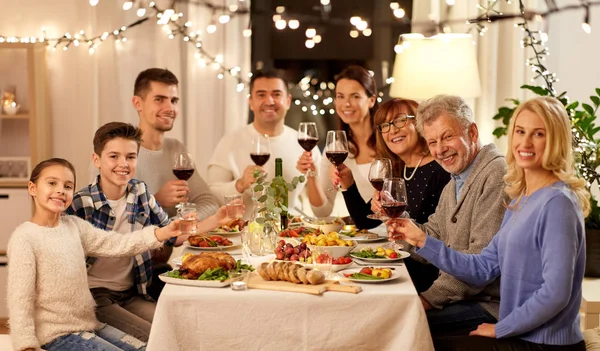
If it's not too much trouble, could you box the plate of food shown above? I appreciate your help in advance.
[186,234,241,250]
[349,246,410,263]
[339,227,386,243]
[279,226,322,238]
[303,216,345,234]
[160,252,254,288]
[338,267,400,283]
[207,218,246,236]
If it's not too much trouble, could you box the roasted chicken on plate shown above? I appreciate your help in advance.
[179,252,237,279]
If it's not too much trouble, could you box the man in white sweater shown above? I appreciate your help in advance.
[207,69,321,220]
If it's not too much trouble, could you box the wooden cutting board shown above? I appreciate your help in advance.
[247,272,362,295]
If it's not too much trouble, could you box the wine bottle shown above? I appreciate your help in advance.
[272,158,289,230]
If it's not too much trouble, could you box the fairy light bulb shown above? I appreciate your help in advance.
[305,28,316,38]
[349,30,359,38]
[288,19,299,29]
[393,8,406,18]
[305,39,315,49]
[137,7,146,17]
[582,22,592,33]
[313,35,322,44]
[243,28,252,37]
[207,23,217,34]
[275,19,287,30]
[122,1,133,11]
[219,14,231,24]
[90,0,99,6]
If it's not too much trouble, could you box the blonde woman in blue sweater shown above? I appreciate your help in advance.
[389,96,588,350]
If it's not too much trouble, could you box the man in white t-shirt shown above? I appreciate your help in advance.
[207,69,321,220]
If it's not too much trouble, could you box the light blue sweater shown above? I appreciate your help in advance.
[417,181,585,345]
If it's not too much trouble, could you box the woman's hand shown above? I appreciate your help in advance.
[154,219,182,241]
[469,323,497,338]
[371,190,383,214]
[330,164,354,189]
[386,218,427,248]
[296,151,317,176]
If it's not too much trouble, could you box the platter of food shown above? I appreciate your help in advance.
[186,234,241,250]
[349,246,410,263]
[339,227,386,243]
[338,267,401,283]
[207,218,246,236]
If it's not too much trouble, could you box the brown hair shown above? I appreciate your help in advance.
[93,122,143,156]
[30,158,77,188]
[335,65,379,157]
[250,68,290,94]
[133,68,179,98]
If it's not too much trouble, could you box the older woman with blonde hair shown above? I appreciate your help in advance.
[390,96,588,350]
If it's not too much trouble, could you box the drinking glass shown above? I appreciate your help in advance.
[325,130,349,191]
[173,152,195,208]
[224,194,243,219]
[367,158,392,220]
[298,122,319,177]
[381,177,408,250]
[178,203,199,236]
[312,246,333,278]
[250,134,271,166]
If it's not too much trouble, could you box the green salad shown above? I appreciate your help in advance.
[350,250,386,259]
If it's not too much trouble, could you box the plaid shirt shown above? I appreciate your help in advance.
[66,176,171,300]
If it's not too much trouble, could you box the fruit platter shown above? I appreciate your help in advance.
[160,252,253,287]
[338,267,400,283]
[187,234,239,250]
[349,246,410,262]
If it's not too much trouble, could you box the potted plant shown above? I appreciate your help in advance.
[493,85,600,276]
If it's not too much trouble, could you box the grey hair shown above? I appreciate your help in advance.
[415,95,475,135]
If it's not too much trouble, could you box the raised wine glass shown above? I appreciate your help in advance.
[173,152,195,208]
[250,134,271,166]
[298,122,319,176]
[367,158,393,220]
[381,177,408,250]
[325,130,349,191]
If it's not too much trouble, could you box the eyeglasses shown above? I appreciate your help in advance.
[377,114,415,133]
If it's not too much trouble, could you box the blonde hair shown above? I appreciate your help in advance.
[505,96,590,216]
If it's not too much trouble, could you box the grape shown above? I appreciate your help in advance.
[293,247,300,255]
[285,247,294,255]
[299,243,307,250]
[285,243,293,249]
[276,252,285,260]
[290,254,299,261]
[278,240,285,247]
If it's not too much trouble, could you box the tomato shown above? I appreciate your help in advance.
[388,252,398,259]
[360,267,372,275]
[344,257,352,264]
[344,273,354,278]
[288,230,299,238]
[199,241,210,248]
[210,235,223,241]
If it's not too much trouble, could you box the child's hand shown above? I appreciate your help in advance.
[155,219,182,241]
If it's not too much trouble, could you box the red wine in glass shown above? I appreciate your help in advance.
[382,201,408,218]
[370,178,385,192]
[325,151,348,166]
[250,153,270,166]
[298,137,319,152]
[173,168,194,181]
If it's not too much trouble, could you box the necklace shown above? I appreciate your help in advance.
[403,156,424,181]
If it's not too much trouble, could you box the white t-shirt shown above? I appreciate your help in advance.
[87,195,138,291]
[207,123,322,220]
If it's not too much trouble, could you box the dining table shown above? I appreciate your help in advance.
[146,229,434,351]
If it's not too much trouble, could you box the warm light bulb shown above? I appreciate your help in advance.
[390,2,399,10]
[320,0,330,5]
[313,35,322,43]
[288,19,299,29]
[305,39,315,49]
[446,0,455,5]
[243,28,252,37]
[305,28,316,38]
[356,21,368,31]
[237,83,245,92]
[137,8,146,17]
[363,28,372,36]
[219,15,231,24]
[350,16,361,26]
[275,19,287,30]
[394,44,403,53]
[90,0,99,6]
[349,30,359,38]
[393,8,406,18]
[582,22,592,34]
[207,24,217,33]
[122,1,133,11]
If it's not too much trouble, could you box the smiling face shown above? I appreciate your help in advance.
[133,81,179,132]
[335,78,375,125]
[28,164,75,214]
[93,137,138,194]
[511,109,547,173]
[249,77,291,129]
[380,106,421,159]
[423,113,479,175]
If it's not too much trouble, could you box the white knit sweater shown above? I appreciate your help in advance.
[7,215,162,351]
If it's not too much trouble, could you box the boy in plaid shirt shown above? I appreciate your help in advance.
[67,122,232,342]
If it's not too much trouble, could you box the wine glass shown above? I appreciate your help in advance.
[298,122,319,176]
[367,158,393,220]
[250,134,271,166]
[173,152,195,208]
[381,177,408,250]
[325,130,349,191]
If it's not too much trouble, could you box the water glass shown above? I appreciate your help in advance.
[224,194,243,219]
[178,204,199,235]
[312,247,333,277]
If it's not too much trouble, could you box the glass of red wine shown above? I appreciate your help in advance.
[173,152,195,208]
[367,158,392,220]
[325,130,349,191]
[381,177,408,250]
[298,122,319,176]
[250,134,271,167]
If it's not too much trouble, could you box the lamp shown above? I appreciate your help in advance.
[389,33,481,100]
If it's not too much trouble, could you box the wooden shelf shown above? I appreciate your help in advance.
[0,114,28,119]
[0,180,28,188]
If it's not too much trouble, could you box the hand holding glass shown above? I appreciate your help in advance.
[224,194,243,219]
[381,178,408,250]
[178,204,199,235]
[298,122,319,176]
[251,134,271,166]
[367,158,392,220]
[325,130,349,191]
[173,152,195,208]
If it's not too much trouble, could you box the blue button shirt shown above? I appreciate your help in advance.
[451,152,481,200]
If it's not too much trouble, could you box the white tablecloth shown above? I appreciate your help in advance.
[147,260,433,351]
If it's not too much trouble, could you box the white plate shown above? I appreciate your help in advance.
[207,230,242,237]
[349,250,410,263]
[340,233,386,243]
[337,268,401,283]
[185,242,242,251]
[330,261,353,272]
[159,272,230,288]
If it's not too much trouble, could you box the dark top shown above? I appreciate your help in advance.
[343,160,451,229]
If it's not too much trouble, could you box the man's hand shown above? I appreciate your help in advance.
[296,151,317,176]
[154,180,189,207]
[420,296,432,310]
[236,165,264,193]
[330,164,354,189]
[386,218,427,248]
[469,323,497,338]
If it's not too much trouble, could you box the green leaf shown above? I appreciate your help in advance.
[521,85,549,96]
[257,195,267,203]
[255,217,265,224]
[254,184,263,191]
[591,96,600,108]
[493,127,507,138]
[596,88,600,97]
[299,175,306,183]
[583,103,595,116]
[566,101,579,110]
